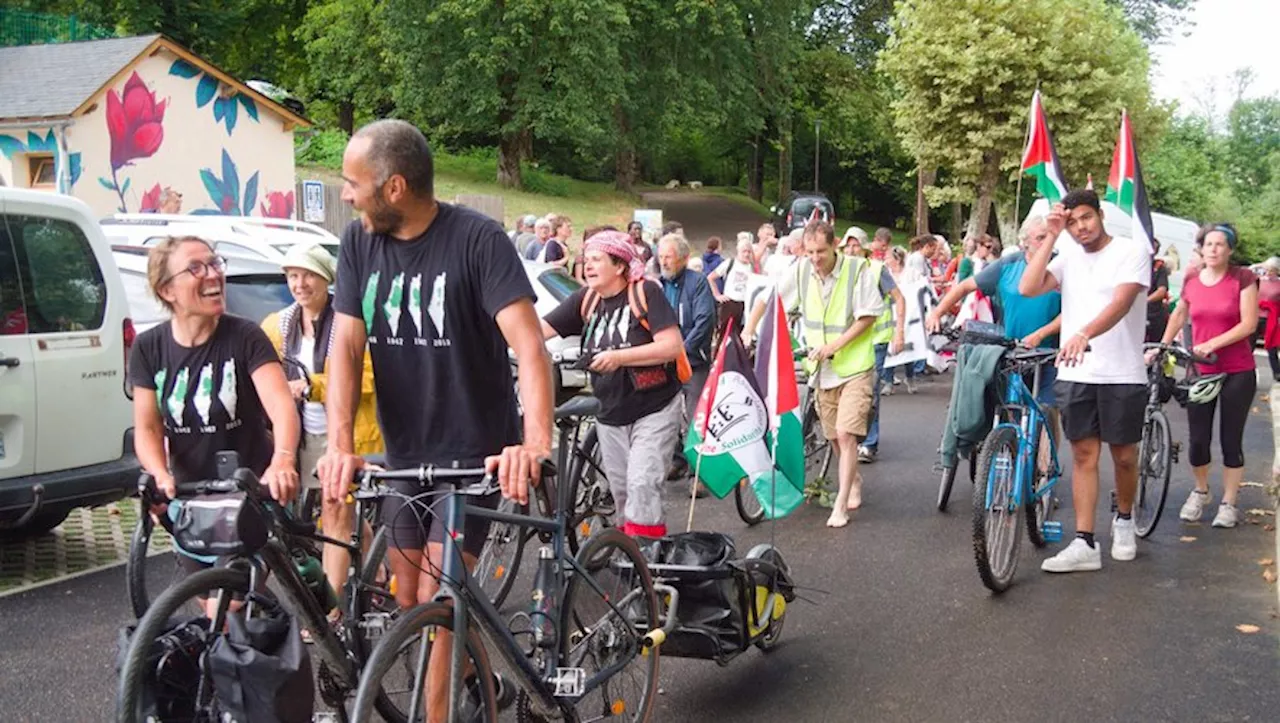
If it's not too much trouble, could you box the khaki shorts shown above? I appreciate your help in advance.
[816,372,874,440]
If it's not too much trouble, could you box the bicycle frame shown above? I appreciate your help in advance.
[420,471,655,722]
[984,361,1061,511]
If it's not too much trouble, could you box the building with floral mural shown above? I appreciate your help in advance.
[0,34,308,218]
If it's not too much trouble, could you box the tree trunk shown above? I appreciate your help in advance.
[778,121,792,203]
[747,134,763,203]
[497,132,523,189]
[950,202,964,246]
[965,153,1003,241]
[994,196,1019,250]
[613,105,637,192]
[915,165,936,235]
[337,99,354,136]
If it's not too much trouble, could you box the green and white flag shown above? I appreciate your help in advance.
[683,333,773,500]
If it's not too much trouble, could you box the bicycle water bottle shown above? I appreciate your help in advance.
[530,547,558,650]
[296,552,338,613]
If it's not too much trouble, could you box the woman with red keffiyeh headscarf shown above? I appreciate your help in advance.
[541,230,685,537]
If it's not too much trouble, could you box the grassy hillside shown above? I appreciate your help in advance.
[299,152,639,230]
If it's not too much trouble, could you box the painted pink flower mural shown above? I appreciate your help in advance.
[260,191,295,219]
[99,72,166,212]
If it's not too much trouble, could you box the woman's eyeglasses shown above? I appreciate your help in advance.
[165,256,228,284]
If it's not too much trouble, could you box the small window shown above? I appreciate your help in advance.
[27,155,55,188]
[537,269,582,303]
[4,214,106,333]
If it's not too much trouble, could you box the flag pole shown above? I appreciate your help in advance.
[1014,87,1036,238]
[687,319,734,533]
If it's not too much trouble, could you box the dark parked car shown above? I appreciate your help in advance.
[771,192,834,237]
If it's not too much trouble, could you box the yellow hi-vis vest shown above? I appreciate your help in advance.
[869,259,895,345]
[797,255,877,378]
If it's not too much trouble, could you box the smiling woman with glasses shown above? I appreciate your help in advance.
[127,235,301,585]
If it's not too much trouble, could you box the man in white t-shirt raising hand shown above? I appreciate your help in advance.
[1019,189,1150,573]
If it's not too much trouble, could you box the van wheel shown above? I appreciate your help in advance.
[0,507,71,540]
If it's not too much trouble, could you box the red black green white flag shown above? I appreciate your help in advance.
[1020,90,1069,204]
[1104,110,1155,250]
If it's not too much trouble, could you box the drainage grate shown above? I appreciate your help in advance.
[0,502,171,596]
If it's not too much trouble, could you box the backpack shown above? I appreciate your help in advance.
[579,281,693,384]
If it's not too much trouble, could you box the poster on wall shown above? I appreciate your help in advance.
[632,209,663,235]
[884,277,942,370]
[302,180,324,222]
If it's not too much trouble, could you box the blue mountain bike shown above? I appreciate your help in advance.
[970,339,1064,593]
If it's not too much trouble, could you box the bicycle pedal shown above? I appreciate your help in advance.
[357,612,392,640]
[1041,521,1063,543]
[550,667,586,697]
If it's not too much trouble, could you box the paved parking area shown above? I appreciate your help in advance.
[0,500,169,596]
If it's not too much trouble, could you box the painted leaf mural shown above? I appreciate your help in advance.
[1,131,82,191]
[170,59,260,137]
[195,149,258,216]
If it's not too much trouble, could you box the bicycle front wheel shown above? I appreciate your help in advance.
[473,497,527,610]
[560,528,660,723]
[117,566,251,723]
[350,601,497,723]
[802,401,833,482]
[1135,409,1173,538]
[972,426,1023,593]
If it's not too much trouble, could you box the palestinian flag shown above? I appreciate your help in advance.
[1105,110,1156,251]
[683,331,774,500]
[754,290,806,495]
[1020,90,1069,204]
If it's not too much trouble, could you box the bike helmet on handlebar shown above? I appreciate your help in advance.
[1176,373,1227,405]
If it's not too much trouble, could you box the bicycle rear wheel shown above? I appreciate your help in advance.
[1134,409,1173,538]
[560,528,660,723]
[567,425,614,554]
[350,601,497,723]
[971,426,1023,593]
[734,477,766,525]
[936,465,957,512]
[802,401,833,481]
[1026,422,1056,548]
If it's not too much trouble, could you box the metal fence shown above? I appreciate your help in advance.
[0,10,116,47]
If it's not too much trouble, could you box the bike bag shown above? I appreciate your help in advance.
[171,493,270,558]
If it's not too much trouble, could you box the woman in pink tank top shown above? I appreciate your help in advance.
[1154,223,1258,529]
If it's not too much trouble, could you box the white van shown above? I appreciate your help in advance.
[1,188,138,537]
[1024,197,1200,296]
[100,214,340,262]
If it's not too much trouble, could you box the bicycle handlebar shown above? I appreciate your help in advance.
[1142,342,1216,366]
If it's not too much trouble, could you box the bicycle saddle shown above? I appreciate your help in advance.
[554,395,601,421]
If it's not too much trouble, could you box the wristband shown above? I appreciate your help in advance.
[274,448,296,457]
[1073,331,1089,342]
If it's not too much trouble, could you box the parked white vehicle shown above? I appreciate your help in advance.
[1,188,138,537]
[1026,197,1200,296]
[100,213,340,262]
[523,261,587,397]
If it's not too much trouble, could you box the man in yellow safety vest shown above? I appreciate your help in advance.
[791,221,886,528]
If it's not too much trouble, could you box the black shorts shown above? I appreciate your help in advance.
[1054,381,1146,445]
[380,476,498,559]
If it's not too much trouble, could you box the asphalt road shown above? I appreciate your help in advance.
[1,371,1277,722]
[640,191,770,247]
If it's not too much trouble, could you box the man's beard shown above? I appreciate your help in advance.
[660,265,683,280]
[363,194,404,235]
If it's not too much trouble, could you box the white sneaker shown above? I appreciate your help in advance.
[1111,516,1137,561]
[1041,537,1102,573]
[1211,504,1239,528]
[1179,490,1210,522]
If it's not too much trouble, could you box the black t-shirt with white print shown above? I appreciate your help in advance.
[544,281,681,427]
[334,204,535,469]
[128,315,279,483]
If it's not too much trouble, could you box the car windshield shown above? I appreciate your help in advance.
[537,269,582,302]
[226,275,294,324]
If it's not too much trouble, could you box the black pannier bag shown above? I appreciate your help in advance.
[639,532,747,660]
